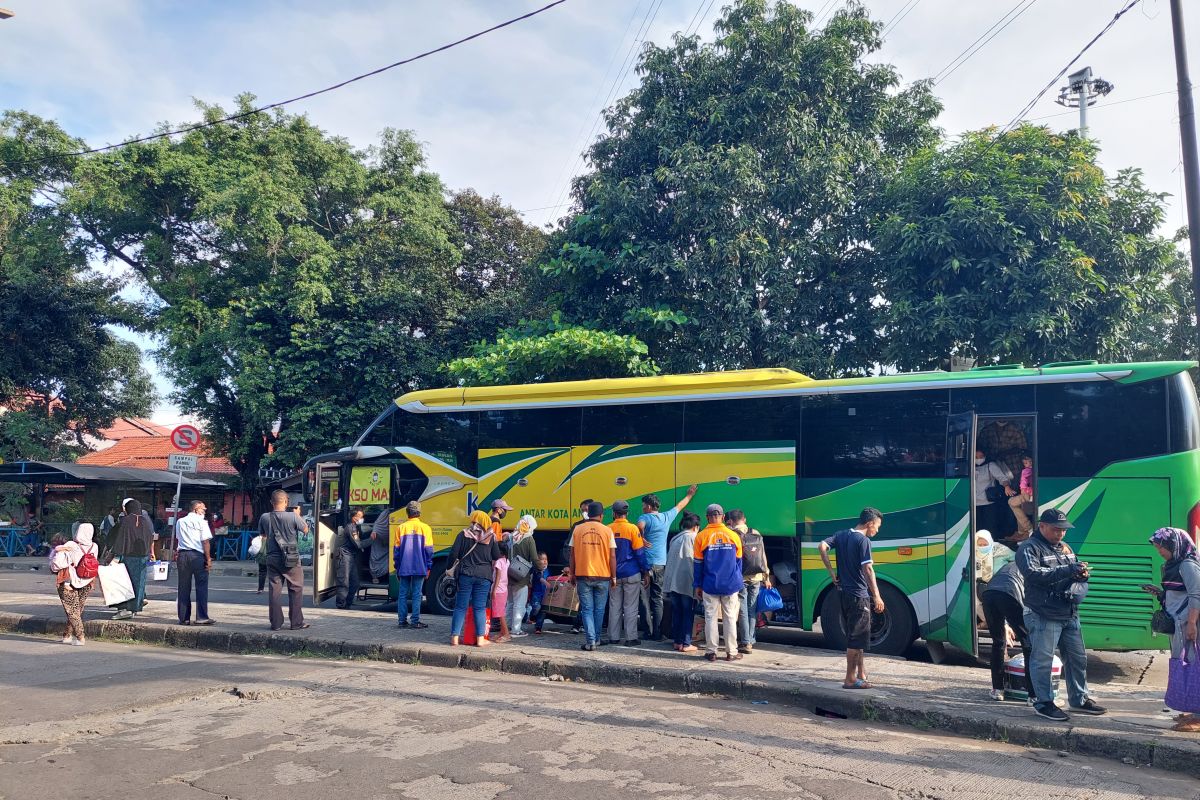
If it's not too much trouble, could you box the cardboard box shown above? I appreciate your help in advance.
[542,576,580,617]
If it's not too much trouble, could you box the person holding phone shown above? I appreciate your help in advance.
[1144,528,1200,732]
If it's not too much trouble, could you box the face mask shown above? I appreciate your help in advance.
[975,458,985,466]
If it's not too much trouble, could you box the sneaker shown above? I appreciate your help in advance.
[598,639,611,647]
[624,639,641,647]
[70,639,85,646]
[61,635,73,644]
[511,631,529,638]
[410,622,428,630]
[1034,703,1070,722]
[581,642,595,652]
[738,645,752,655]
[398,622,410,629]
[112,609,133,620]
[571,626,582,635]
[990,689,1004,701]
[1070,699,1108,716]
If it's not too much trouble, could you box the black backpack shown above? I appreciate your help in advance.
[741,529,768,575]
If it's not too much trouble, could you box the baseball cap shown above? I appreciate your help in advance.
[491,499,513,512]
[705,503,724,516]
[1038,508,1074,529]
[612,499,630,515]
[586,500,604,518]
[406,500,421,516]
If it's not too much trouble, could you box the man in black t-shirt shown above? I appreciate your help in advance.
[818,507,885,689]
[259,489,310,631]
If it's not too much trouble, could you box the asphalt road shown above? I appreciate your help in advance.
[0,633,1195,800]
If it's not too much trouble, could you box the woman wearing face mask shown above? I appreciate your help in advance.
[1143,527,1200,731]
[973,450,1013,542]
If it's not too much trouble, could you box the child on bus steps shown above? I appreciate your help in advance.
[1008,452,1035,537]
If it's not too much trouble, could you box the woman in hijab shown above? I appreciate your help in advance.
[50,522,99,645]
[111,499,155,620]
[1145,527,1200,731]
[448,510,503,647]
[506,514,539,639]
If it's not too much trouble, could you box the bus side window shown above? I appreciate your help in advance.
[1036,379,1168,476]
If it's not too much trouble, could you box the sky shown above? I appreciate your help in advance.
[1,0,1197,422]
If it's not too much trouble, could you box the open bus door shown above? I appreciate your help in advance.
[310,461,341,605]
[944,412,978,657]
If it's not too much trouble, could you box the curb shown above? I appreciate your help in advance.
[3,611,1197,778]
[0,561,308,579]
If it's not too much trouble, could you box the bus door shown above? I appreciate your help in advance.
[944,412,978,656]
[311,461,343,604]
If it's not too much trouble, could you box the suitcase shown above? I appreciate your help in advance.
[462,607,492,645]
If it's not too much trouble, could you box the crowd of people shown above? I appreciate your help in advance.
[43,485,1199,731]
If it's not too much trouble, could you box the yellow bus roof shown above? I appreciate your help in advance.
[396,368,811,411]
[394,361,1197,413]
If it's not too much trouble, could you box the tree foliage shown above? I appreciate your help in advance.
[65,101,545,491]
[445,316,659,386]
[0,111,154,456]
[877,125,1192,368]
[543,0,941,376]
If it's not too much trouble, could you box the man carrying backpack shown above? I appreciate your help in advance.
[727,509,770,655]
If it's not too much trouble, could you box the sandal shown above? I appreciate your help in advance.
[842,679,873,689]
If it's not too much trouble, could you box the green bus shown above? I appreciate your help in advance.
[305,359,1200,657]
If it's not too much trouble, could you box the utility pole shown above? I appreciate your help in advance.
[1055,66,1113,139]
[1171,0,1200,359]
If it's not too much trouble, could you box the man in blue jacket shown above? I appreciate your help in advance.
[393,501,434,629]
[693,504,743,662]
[1017,508,1106,721]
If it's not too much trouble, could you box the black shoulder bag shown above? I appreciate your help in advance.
[270,512,300,569]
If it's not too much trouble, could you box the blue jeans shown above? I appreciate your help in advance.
[397,575,424,624]
[669,591,696,646]
[116,555,150,613]
[1025,610,1090,707]
[451,574,491,637]
[576,577,610,644]
[738,580,762,647]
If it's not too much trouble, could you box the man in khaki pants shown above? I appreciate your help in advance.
[693,504,743,662]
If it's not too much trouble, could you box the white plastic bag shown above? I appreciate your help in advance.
[247,536,262,557]
[98,562,135,607]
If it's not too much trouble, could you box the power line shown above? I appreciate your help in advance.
[8,0,569,164]
[932,0,1040,86]
[882,0,924,38]
[689,0,719,36]
[545,0,664,218]
[540,0,648,221]
[998,0,1143,137]
[1024,88,1175,121]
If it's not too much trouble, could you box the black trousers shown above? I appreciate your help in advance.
[177,550,210,623]
[334,549,360,608]
[257,563,268,592]
[638,565,666,639]
[268,563,305,630]
[982,590,1034,694]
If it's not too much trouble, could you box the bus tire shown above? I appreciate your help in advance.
[425,560,457,616]
[820,582,915,657]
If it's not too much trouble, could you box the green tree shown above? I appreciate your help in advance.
[545,0,940,376]
[68,99,470,493]
[0,111,154,454]
[446,188,548,345]
[877,124,1191,368]
[445,318,659,386]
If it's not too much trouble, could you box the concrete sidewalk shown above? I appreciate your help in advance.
[0,555,283,579]
[1,572,1197,778]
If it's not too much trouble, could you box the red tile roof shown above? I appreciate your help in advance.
[78,436,238,476]
[99,418,172,440]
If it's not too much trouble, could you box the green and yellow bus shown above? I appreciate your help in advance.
[304,359,1200,656]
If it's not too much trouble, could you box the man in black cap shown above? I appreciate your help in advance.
[1016,508,1106,721]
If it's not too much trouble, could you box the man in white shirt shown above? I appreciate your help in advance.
[176,500,214,626]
